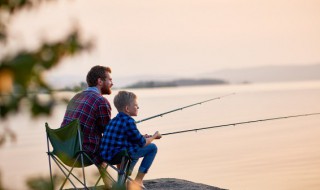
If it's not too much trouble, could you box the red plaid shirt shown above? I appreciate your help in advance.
[61,87,111,165]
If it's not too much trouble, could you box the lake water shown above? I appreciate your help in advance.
[1,81,320,190]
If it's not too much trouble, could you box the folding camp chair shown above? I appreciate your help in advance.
[45,119,132,190]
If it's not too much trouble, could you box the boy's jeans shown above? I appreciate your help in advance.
[129,143,158,174]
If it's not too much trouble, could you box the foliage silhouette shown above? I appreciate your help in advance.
[0,0,93,189]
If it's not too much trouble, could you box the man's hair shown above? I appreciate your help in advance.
[114,91,137,112]
[86,65,111,87]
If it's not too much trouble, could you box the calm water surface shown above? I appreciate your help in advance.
[1,81,320,190]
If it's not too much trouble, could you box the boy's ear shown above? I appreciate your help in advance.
[124,105,129,113]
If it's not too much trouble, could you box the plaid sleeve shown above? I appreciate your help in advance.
[125,119,146,147]
[96,97,111,134]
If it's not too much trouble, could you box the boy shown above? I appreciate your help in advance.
[100,91,161,188]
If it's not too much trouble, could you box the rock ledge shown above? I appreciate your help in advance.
[144,178,227,190]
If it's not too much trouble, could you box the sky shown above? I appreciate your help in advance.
[6,0,320,87]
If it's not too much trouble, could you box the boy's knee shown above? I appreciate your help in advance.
[149,143,158,153]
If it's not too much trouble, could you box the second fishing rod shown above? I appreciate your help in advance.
[161,112,320,136]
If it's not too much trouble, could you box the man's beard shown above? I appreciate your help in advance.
[101,85,112,95]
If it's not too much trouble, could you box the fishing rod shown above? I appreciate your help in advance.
[162,112,320,136]
[135,92,235,124]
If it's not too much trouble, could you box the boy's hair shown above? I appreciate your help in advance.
[86,65,111,87]
[114,91,137,112]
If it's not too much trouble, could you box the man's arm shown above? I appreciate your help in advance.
[96,99,111,133]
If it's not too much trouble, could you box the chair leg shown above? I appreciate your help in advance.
[47,154,54,190]
[48,153,123,190]
[117,156,130,185]
[46,135,54,190]
[51,154,88,189]
[51,158,78,190]
[80,154,87,188]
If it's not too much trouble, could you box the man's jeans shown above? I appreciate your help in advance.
[129,143,158,174]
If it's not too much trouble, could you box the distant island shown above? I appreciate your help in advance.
[48,63,320,89]
[125,78,228,89]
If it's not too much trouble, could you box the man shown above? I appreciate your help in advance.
[61,65,113,167]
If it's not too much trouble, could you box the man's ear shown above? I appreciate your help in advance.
[97,78,103,86]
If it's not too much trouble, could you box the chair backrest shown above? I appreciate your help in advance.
[46,119,91,167]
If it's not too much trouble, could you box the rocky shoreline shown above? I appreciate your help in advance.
[68,178,227,190]
[144,178,227,190]
[78,178,227,190]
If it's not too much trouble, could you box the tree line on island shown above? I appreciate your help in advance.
[58,78,229,92]
[125,78,228,88]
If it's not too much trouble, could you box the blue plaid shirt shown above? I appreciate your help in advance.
[100,112,146,162]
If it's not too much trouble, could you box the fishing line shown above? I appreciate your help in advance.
[162,112,320,136]
[135,92,235,124]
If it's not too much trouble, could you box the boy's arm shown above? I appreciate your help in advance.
[126,119,146,147]
[145,131,161,146]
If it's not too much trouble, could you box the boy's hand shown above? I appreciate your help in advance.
[144,134,152,138]
[153,131,162,139]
